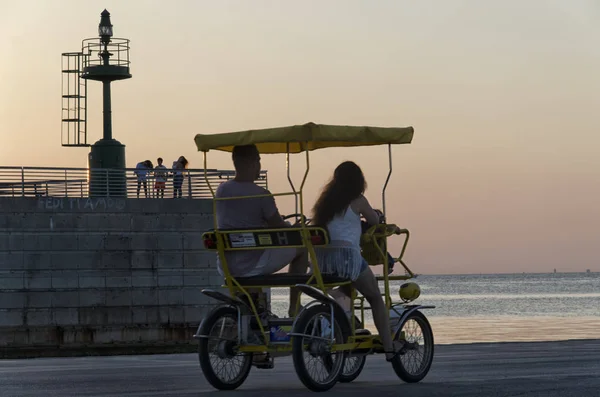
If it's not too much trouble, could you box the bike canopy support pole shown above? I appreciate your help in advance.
[203,151,218,230]
[299,144,325,289]
[382,144,392,217]
[204,151,214,197]
[286,143,298,216]
[299,143,311,216]
[382,144,393,309]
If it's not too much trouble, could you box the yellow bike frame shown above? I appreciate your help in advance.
[201,141,416,347]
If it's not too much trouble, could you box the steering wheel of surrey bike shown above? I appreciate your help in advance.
[282,213,312,226]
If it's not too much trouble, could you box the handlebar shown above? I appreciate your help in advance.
[282,213,312,225]
[363,224,411,270]
[365,223,406,237]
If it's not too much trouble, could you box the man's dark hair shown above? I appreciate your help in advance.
[232,145,259,168]
[157,157,163,162]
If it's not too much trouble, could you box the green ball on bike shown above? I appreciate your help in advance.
[399,282,420,303]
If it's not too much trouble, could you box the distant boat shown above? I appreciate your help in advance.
[586,269,591,273]
[553,268,556,273]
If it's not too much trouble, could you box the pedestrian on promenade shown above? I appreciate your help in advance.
[135,160,153,198]
[172,156,188,198]
[154,157,168,198]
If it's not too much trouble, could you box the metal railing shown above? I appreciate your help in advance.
[82,37,130,72]
[0,166,268,199]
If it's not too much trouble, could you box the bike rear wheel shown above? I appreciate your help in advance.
[198,306,253,390]
[339,354,367,383]
[292,304,349,392]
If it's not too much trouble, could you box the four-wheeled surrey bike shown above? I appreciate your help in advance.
[193,123,435,392]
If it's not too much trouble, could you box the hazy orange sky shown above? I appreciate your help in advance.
[1,1,599,274]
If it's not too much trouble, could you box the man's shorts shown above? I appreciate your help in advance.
[155,181,166,189]
[242,248,299,277]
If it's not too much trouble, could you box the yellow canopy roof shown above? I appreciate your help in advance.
[194,122,414,154]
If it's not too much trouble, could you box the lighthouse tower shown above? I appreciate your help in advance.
[61,9,132,197]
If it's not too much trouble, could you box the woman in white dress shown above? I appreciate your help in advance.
[312,161,402,361]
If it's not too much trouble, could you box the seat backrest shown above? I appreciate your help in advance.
[202,226,329,250]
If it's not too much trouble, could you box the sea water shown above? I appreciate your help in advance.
[269,272,600,344]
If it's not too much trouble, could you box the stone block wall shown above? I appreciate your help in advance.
[0,197,220,357]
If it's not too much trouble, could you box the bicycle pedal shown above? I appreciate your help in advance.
[253,357,274,369]
[254,361,274,369]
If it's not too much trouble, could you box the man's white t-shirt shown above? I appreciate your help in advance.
[215,180,279,276]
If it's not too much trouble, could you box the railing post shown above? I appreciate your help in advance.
[187,172,192,198]
[106,169,109,197]
[264,171,269,190]
[21,167,25,196]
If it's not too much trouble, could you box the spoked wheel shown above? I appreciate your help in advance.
[292,304,349,392]
[339,354,367,383]
[198,306,253,390]
[390,310,434,383]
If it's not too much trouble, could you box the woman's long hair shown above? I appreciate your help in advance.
[178,156,189,168]
[174,156,188,170]
[312,161,366,226]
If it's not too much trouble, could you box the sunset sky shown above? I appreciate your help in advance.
[1,0,598,274]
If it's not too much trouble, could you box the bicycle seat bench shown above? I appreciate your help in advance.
[201,226,349,287]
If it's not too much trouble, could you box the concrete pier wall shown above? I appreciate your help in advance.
[0,197,219,357]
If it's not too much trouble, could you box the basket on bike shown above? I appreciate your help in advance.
[360,224,389,266]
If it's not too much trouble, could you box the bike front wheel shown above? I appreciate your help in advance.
[390,310,434,383]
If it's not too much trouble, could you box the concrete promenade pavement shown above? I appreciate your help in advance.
[1,339,599,397]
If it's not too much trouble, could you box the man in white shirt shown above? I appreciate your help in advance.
[215,145,308,317]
